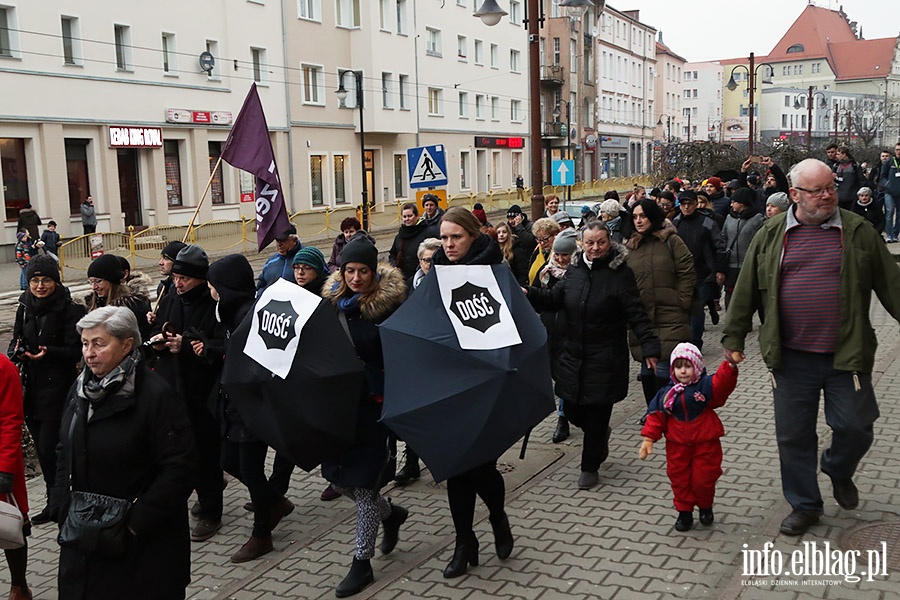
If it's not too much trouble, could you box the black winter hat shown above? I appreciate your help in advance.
[116,255,131,273]
[207,254,255,300]
[26,255,61,284]
[731,187,756,206]
[161,241,187,261]
[340,238,378,272]
[87,253,125,284]
[172,245,209,280]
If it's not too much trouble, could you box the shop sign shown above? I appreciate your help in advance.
[108,126,163,148]
[599,135,628,149]
[166,109,233,125]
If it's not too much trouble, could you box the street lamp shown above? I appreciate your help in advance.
[657,114,671,143]
[726,52,773,156]
[793,86,827,153]
[335,69,369,231]
[475,0,605,222]
[553,99,573,204]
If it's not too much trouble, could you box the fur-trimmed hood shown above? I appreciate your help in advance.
[625,219,678,251]
[124,271,154,297]
[571,241,628,271]
[322,262,407,321]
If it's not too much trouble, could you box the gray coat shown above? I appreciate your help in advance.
[721,209,764,270]
[80,201,97,227]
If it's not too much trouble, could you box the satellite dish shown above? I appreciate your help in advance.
[199,51,215,75]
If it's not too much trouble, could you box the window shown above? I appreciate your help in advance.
[426,28,441,56]
[474,39,484,65]
[379,0,390,30]
[491,96,499,120]
[208,142,225,204]
[512,152,521,182]
[382,72,393,108]
[781,114,788,128]
[784,95,791,107]
[205,40,220,79]
[510,99,522,121]
[336,0,360,28]
[302,64,324,105]
[428,88,442,115]
[1,138,29,220]
[510,49,520,72]
[161,32,176,74]
[251,47,267,84]
[65,139,90,215]
[61,17,82,65]
[475,94,485,119]
[457,35,467,60]
[491,151,500,188]
[553,38,560,65]
[298,0,321,21]
[0,7,17,58]
[310,155,324,205]
[114,25,132,71]
[509,0,521,24]
[812,62,821,74]
[164,140,182,206]
[693,89,698,98]
[394,154,405,198]
[684,89,690,98]
[458,91,468,117]
[460,150,470,189]
[787,44,804,54]
[490,43,498,68]
[570,39,576,73]
[333,155,346,204]
[396,0,407,34]
[399,74,410,109]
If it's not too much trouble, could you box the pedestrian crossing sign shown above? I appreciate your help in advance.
[407,145,448,189]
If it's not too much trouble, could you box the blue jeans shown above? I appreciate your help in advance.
[772,348,879,514]
[19,266,26,290]
[884,192,900,240]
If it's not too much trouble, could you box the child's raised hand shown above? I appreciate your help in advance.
[639,438,654,460]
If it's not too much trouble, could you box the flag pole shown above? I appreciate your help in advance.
[182,155,224,243]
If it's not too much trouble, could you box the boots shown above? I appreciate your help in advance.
[230,535,274,563]
[335,557,374,598]
[268,496,294,530]
[379,501,409,555]
[394,448,420,485]
[489,512,514,559]
[8,586,32,600]
[551,417,570,443]
[443,533,479,579]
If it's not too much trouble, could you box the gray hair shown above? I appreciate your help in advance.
[787,158,830,188]
[417,237,442,259]
[858,187,873,196]
[77,306,142,345]
[582,220,610,237]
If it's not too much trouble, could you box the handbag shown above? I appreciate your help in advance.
[0,494,24,550]
[56,400,134,557]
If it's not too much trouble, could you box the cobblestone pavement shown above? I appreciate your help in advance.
[9,300,900,599]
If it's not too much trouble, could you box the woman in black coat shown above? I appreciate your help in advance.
[320,239,409,598]
[7,256,84,523]
[527,222,661,490]
[51,306,195,600]
[431,207,515,579]
[389,202,433,280]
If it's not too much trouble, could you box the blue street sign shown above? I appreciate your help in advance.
[551,159,575,186]
[407,145,448,188]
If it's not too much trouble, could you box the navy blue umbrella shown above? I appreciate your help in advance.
[380,265,554,482]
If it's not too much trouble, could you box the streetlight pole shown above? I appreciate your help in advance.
[336,70,368,231]
[794,85,826,153]
[727,52,773,156]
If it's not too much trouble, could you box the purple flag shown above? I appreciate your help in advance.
[221,83,292,252]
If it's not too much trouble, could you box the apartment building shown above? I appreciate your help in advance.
[682,62,724,142]
[653,31,684,148]
[0,1,288,243]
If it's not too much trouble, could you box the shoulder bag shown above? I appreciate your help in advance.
[0,494,24,550]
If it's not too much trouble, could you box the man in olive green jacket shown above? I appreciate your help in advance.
[723,158,900,537]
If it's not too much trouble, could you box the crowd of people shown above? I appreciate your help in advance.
[2,148,900,599]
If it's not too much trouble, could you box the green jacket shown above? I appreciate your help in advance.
[722,208,900,373]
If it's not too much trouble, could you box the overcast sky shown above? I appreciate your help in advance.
[617,0,898,63]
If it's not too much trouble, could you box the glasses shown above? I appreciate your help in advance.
[29,277,54,286]
[794,184,836,197]
[420,257,433,264]
[659,203,673,210]
[536,235,552,243]
[293,265,317,273]
[88,278,107,286]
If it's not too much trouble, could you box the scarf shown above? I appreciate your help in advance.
[663,342,704,410]
[76,353,137,409]
[538,254,569,287]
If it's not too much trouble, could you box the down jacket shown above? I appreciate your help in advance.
[625,223,695,361]
[527,245,661,406]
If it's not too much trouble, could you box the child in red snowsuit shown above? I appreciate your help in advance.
[639,342,738,531]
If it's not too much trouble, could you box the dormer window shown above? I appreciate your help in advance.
[787,44,804,53]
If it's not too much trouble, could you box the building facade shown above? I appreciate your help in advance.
[682,61,723,142]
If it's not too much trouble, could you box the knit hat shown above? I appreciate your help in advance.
[26,254,61,284]
[706,177,723,190]
[580,205,594,216]
[766,192,791,213]
[598,199,621,218]
[292,246,328,276]
[161,241,187,261]
[549,210,572,226]
[172,245,209,280]
[116,255,131,273]
[472,207,488,225]
[731,187,755,206]
[87,253,125,284]
[340,238,378,272]
[16,232,25,242]
[747,172,760,185]
[552,229,578,254]
[727,179,740,191]
[207,254,256,298]
[664,342,705,410]
[506,204,523,218]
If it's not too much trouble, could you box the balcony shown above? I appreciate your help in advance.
[543,121,565,138]
[541,64,565,86]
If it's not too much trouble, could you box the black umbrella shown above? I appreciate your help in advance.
[380,264,554,482]
[220,281,363,471]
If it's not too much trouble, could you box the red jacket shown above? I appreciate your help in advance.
[0,355,28,516]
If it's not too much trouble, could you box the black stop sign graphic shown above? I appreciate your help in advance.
[256,299,299,350]
[449,282,501,333]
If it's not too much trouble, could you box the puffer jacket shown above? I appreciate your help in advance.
[721,207,764,271]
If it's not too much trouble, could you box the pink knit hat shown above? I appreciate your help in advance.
[669,342,704,386]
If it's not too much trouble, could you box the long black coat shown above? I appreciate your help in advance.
[389,221,432,280]
[527,246,660,406]
[9,287,84,420]
[53,364,196,600]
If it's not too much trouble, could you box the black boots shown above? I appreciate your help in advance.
[394,448,420,485]
[379,501,409,555]
[443,533,479,579]
[552,417,570,443]
[675,511,694,532]
[335,557,374,598]
[490,512,514,559]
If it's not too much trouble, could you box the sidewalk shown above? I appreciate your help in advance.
[11,280,900,598]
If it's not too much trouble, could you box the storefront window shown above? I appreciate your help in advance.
[209,141,225,204]
[0,138,30,221]
[164,140,183,206]
[334,155,346,204]
[65,139,90,215]
[310,155,324,206]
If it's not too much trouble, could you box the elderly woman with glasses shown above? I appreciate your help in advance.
[52,306,195,600]
[527,218,561,286]
[85,254,152,342]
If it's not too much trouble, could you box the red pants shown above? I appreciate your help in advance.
[666,439,722,511]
